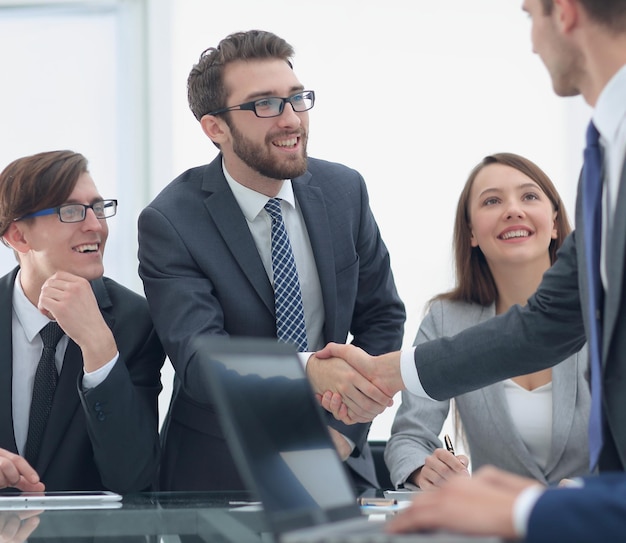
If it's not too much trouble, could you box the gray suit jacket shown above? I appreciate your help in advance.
[387,300,590,488]
[414,156,626,472]
[138,154,405,491]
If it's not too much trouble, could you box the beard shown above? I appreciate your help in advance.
[229,122,308,180]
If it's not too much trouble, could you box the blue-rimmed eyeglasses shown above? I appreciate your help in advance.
[15,199,118,223]
[208,90,315,118]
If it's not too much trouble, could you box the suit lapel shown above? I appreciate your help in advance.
[0,268,19,453]
[202,162,275,315]
[603,158,626,361]
[293,178,337,341]
[544,357,578,473]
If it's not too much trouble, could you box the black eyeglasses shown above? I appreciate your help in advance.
[208,90,315,118]
[16,199,118,223]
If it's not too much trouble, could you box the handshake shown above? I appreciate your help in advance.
[306,343,405,424]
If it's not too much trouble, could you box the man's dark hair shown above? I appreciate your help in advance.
[540,0,626,32]
[187,30,295,121]
[0,150,87,239]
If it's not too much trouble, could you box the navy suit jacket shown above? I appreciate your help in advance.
[527,473,626,542]
[138,154,405,491]
[0,268,164,493]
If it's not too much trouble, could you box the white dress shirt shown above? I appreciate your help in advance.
[503,380,553,471]
[223,164,325,350]
[594,64,626,290]
[11,272,117,455]
[222,165,356,452]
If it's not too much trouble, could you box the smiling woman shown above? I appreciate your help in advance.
[385,152,591,491]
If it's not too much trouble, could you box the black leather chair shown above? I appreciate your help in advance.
[368,440,394,489]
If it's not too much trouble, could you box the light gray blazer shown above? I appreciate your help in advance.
[385,299,591,488]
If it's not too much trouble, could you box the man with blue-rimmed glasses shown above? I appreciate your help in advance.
[0,150,164,493]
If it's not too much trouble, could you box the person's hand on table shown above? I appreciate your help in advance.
[0,448,44,492]
[411,448,470,490]
[387,465,543,539]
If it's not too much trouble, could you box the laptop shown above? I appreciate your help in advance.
[194,336,501,543]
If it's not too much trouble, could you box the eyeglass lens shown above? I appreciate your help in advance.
[59,200,117,222]
[255,91,314,117]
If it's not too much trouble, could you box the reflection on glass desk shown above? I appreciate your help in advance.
[0,491,268,542]
[0,491,505,542]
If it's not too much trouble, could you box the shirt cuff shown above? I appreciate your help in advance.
[298,352,312,368]
[400,347,432,398]
[342,434,356,453]
[513,485,545,538]
[82,353,119,390]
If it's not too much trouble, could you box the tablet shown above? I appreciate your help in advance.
[0,490,123,510]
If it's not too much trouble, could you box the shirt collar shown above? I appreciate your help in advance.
[222,160,296,221]
[12,270,54,342]
[592,63,626,143]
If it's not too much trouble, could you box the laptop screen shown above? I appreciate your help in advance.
[193,336,361,533]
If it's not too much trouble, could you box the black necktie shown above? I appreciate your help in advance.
[24,321,64,465]
[582,121,604,470]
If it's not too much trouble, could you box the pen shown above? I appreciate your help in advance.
[444,434,456,455]
[357,497,397,506]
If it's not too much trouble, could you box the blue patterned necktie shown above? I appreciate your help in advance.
[265,198,308,351]
[24,321,64,465]
[582,121,604,470]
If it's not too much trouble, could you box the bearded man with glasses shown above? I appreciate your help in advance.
[138,29,405,493]
[0,150,164,493]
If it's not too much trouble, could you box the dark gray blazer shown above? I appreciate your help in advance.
[414,156,626,473]
[387,300,590,487]
[138,154,405,491]
[0,267,164,493]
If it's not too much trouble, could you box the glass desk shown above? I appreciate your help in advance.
[0,491,506,542]
[0,491,269,542]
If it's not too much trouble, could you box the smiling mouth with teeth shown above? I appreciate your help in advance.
[74,243,99,253]
[274,137,298,148]
[499,230,531,240]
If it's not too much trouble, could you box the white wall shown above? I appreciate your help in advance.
[0,0,148,293]
[1,0,593,441]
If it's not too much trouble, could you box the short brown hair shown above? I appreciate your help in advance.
[540,0,626,32]
[0,150,88,239]
[187,30,295,121]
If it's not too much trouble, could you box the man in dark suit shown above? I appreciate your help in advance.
[317,0,626,540]
[137,30,405,492]
[0,150,164,493]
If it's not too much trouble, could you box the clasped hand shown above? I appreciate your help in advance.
[306,343,403,424]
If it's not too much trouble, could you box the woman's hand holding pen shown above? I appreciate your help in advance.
[411,436,470,491]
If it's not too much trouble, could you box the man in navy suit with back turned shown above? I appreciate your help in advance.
[137,30,405,493]
[0,150,164,494]
[316,0,626,541]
